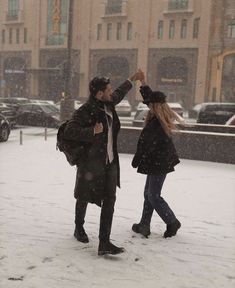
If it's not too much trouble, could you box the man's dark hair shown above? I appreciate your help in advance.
[89,77,110,96]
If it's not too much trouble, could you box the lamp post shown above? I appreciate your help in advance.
[60,0,74,122]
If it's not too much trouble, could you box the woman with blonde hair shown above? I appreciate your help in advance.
[132,82,181,239]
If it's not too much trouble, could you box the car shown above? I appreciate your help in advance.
[0,103,17,127]
[115,99,132,117]
[134,102,183,120]
[188,103,203,119]
[225,114,235,126]
[0,97,30,112]
[132,103,184,127]
[0,114,11,142]
[16,103,60,128]
[30,99,55,105]
[55,100,83,111]
[134,102,149,119]
[168,102,184,117]
[197,102,235,124]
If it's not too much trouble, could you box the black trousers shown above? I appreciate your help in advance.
[75,161,117,242]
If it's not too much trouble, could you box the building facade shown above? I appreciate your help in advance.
[0,0,234,109]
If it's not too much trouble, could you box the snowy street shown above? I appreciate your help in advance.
[0,128,235,288]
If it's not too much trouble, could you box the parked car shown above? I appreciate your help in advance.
[30,99,55,105]
[134,102,149,119]
[116,99,132,117]
[188,103,203,119]
[225,114,235,126]
[55,100,83,111]
[132,103,184,127]
[168,102,184,117]
[197,103,235,124]
[134,102,183,120]
[0,103,17,127]
[0,114,11,142]
[16,103,60,128]
[0,97,29,112]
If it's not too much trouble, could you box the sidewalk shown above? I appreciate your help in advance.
[0,132,235,288]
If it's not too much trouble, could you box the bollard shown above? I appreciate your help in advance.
[20,130,23,145]
[44,128,47,141]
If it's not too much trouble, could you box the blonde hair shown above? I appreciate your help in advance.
[144,102,183,135]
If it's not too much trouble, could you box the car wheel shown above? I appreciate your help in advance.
[0,125,10,142]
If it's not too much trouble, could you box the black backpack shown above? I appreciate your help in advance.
[56,121,85,166]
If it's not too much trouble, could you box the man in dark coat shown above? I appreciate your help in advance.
[64,71,142,255]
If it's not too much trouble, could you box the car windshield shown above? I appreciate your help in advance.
[41,105,59,113]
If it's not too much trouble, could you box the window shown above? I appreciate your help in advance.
[158,20,164,39]
[46,0,68,45]
[97,24,102,40]
[227,23,235,38]
[24,28,27,43]
[193,18,200,38]
[2,30,5,44]
[107,23,112,40]
[16,28,20,43]
[169,20,175,39]
[181,19,187,38]
[168,0,188,10]
[7,0,19,20]
[9,28,12,44]
[127,22,132,40]
[117,22,122,40]
[106,0,122,14]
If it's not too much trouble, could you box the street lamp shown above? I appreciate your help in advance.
[60,0,74,122]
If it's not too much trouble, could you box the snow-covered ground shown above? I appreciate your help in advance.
[0,127,235,288]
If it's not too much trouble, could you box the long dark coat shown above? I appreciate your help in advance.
[132,117,180,175]
[64,80,132,206]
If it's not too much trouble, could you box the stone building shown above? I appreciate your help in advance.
[0,0,234,109]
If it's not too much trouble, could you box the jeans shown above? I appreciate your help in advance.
[75,161,117,242]
[140,174,176,226]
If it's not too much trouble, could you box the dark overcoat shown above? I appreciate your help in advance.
[64,80,132,206]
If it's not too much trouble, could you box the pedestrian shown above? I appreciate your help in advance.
[131,75,182,239]
[64,71,142,255]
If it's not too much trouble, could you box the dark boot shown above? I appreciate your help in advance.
[98,241,125,256]
[164,219,181,238]
[132,223,151,238]
[74,226,89,243]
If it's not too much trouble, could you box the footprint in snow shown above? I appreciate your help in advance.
[8,275,24,281]
[42,257,53,263]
